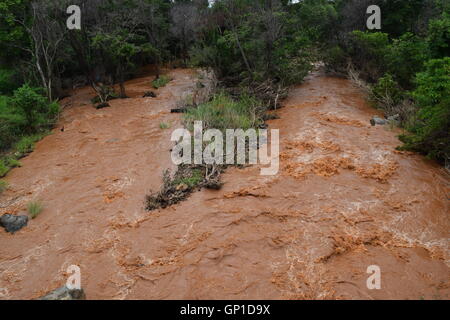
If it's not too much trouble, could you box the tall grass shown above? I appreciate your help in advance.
[0,131,50,178]
[159,122,170,129]
[14,132,49,155]
[0,179,8,194]
[27,200,43,219]
[183,92,262,131]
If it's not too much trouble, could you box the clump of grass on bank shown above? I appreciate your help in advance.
[0,180,8,194]
[27,200,43,219]
[0,156,21,177]
[152,75,171,89]
[1,84,58,178]
[15,132,49,155]
[0,131,50,178]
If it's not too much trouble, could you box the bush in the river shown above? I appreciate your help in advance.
[173,168,204,188]
[184,93,262,131]
[399,58,450,163]
[152,75,171,89]
[370,74,404,113]
[27,200,43,219]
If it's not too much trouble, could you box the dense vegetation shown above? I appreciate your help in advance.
[322,0,449,163]
[0,0,449,178]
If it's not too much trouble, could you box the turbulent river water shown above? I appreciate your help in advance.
[0,67,448,299]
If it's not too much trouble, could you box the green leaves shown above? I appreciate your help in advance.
[399,58,450,162]
[428,13,450,58]
[11,84,59,133]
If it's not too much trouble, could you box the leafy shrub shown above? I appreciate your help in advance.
[323,46,348,74]
[152,75,171,89]
[11,85,59,133]
[370,74,404,112]
[385,33,430,88]
[348,31,390,81]
[275,55,312,86]
[399,58,450,162]
[427,13,450,58]
[27,200,43,219]
[14,133,48,155]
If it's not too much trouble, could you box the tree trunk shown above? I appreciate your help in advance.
[231,24,252,77]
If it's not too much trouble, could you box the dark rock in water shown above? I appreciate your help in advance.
[39,286,86,300]
[0,214,28,233]
[204,180,223,190]
[171,108,188,113]
[263,113,280,121]
[143,91,157,98]
[95,102,110,109]
[370,116,387,126]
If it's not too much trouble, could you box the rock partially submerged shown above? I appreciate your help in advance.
[143,91,157,98]
[0,214,28,233]
[370,114,400,126]
[39,286,86,300]
[170,107,188,113]
[370,116,387,126]
[95,102,110,109]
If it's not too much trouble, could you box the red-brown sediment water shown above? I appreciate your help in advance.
[0,68,448,299]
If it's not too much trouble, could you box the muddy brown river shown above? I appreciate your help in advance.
[0,68,448,299]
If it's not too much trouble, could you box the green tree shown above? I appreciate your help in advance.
[399,58,450,162]
[11,84,59,132]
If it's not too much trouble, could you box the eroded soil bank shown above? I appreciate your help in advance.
[0,69,448,299]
